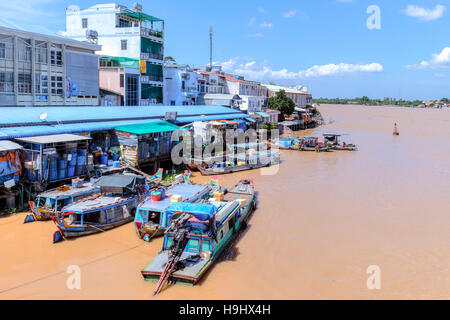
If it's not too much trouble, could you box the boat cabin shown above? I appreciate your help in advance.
[323,134,342,145]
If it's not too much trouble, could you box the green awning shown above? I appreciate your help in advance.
[100,56,139,69]
[115,121,179,135]
[256,112,270,118]
[122,12,163,22]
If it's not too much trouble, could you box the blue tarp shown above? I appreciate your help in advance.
[166,202,217,222]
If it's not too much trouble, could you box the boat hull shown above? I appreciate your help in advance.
[58,217,134,238]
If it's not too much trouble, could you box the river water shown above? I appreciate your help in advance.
[1,104,449,299]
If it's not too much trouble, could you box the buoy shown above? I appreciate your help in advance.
[393,123,400,136]
[23,214,36,223]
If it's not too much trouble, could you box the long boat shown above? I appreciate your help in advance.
[133,182,220,241]
[322,134,358,151]
[25,182,100,223]
[298,137,331,152]
[198,151,280,176]
[51,174,149,243]
[142,180,256,294]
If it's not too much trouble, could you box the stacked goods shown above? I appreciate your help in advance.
[75,150,86,176]
[67,150,77,178]
[49,154,58,181]
[58,158,67,180]
[213,192,224,201]
[170,195,183,203]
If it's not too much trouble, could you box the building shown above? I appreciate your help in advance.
[0,25,101,107]
[99,56,141,105]
[65,3,164,105]
[164,64,200,106]
[263,84,312,108]
[197,66,266,113]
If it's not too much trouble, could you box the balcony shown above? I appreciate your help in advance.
[141,75,163,83]
[140,27,164,42]
[140,52,164,62]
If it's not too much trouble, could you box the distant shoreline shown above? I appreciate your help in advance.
[316,103,450,109]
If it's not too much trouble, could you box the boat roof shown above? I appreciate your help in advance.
[61,194,136,214]
[323,134,342,137]
[167,202,217,222]
[38,184,99,200]
[139,184,209,212]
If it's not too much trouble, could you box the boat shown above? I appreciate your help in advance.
[24,182,101,223]
[133,181,221,241]
[141,179,256,294]
[51,174,149,243]
[322,134,358,151]
[271,137,300,150]
[198,142,280,176]
[298,137,331,152]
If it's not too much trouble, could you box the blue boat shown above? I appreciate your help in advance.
[52,174,150,242]
[134,182,219,241]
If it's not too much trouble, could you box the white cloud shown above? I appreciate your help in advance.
[258,7,266,13]
[403,4,445,21]
[283,10,297,18]
[406,47,450,69]
[248,33,264,38]
[217,57,383,81]
[260,22,274,28]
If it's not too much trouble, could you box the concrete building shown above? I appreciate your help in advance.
[0,25,100,106]
[263,84,312,108]
[164,64,200,106]
[196,66,266,113]
[65,3,164,105]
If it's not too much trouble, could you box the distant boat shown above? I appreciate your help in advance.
[322,134,358,151]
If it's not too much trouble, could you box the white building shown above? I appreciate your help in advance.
[164,64,200,105]
[263,84,312,108]
[0,25,100,106]
[65,3,164,105]
[225,76,266,114]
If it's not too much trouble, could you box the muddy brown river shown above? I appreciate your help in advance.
[0,104,449,299]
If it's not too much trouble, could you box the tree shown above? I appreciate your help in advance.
[164,56,176,63]
[267,90,295,121]
[269,81,276,85]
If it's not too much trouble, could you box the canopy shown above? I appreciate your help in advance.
[101,56,139,69]
[15,134,90,145]
[94,174,145,192]
[166,202,217,222]
[121,11,164,22]
[256,112,270,118]
[115,121,179,135]
[0,140,22,152]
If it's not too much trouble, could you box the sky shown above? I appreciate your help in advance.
[1,0,450,100]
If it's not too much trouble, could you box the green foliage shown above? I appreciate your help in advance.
[267,90,295,120]
[312,97,426,107]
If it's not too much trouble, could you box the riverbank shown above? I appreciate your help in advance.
[1,104,449,299]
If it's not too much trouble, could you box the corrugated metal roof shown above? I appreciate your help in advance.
[0,106,245,127]
[0,119,161,140]
[15,134,91,144]
[0,140,23,151]
[115,121,179,135]
[173,114,251,124]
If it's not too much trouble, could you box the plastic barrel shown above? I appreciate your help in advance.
[68,151,77,166]
[59,159,67,169]
[76,155,86,166]
[67,166,75,178]
[49,168,58,181]
[77,149,87,156]
[75,166,84,176]
[58,168,66,180]
[100,153,108,165]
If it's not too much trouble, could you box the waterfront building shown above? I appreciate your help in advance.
[164,64,200,106]
[263,84,312,108]
[0,25,100,107]
[65,3,164,105]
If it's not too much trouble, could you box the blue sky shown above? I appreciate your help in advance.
[1,0,450,100]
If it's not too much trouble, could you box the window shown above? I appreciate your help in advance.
[18,73,32,93]
[35,74,48,101]
[35,43,47,64]
[0,43,5,59]
[117,17,133,28]
[50,50,62,66]
[201,240,210,252]
[82,18,88,29]
[187,239,199,252]
[121,40,127,51]
[120,74,124,88]
[51,75,63,96]
[0,72,14,93]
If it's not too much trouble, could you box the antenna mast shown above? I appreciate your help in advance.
[209,26,213,69]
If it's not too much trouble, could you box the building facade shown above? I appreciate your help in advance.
[65,3,164,105]
[163,64,200,105]
[0,26,100,107]
[263,84,312,108]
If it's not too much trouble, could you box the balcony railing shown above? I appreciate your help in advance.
[141,75,163,83]
[140,27,163,39]
[140,52,164,61]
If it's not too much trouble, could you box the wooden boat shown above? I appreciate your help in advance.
[24,182,100,223]
[198,150,280,176]
[51,174,149,243]
[298,137,331,152]
[142,180,256,294]
[322,134,358,151]
[134,182,219,241]
[271,137,300,150]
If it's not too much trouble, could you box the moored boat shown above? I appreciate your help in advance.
[322,134,358,151]
[133,182,219,241]
[298,137,331,152]
[142,179,256,294]
[25,182,100,223]
[51,174,149,243]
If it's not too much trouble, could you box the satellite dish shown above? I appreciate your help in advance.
[39,112,47,121]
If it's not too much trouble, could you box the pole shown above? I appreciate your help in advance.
[209,26,213,69]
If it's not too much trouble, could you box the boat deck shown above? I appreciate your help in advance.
[39,184,99,199]
[62,194,134,214]
[139,184,208,211]
[142,251,209,283]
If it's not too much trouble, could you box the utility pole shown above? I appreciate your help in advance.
[209,26,213,70]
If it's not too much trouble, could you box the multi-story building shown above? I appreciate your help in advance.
[196,66,266,113]
[263,84,312,108]
[164,64,200,105]
[0,25,100,106]
[65,3,164,105]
